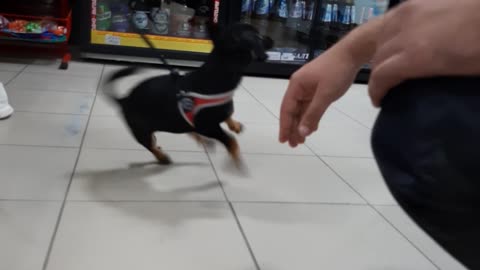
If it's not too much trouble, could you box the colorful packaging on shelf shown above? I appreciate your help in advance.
[8,20,28,33]
[96,2,112,30]
[25,22,42,33]
[111,3,130,32]
[0,16,9,29]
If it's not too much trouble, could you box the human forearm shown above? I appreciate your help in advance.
[333,15,386,69]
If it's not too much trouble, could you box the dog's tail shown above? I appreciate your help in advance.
[102,66,142,103]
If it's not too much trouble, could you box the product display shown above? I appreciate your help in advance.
[0,16,10,29]
[89,0,214,53]
[0,15,68,42]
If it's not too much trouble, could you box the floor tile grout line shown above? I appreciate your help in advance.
[6,110,91,116]
[332,106,372,130]
[313,151,441,270]
[0,143,79,149]
[20,70,104,79]
[228,202,262,270]
[41,64,106,270]
[61,199,372,205]
[371,206,442,270]
[4,65,28,86]
[6,88,97,95]
[203,146,262,270]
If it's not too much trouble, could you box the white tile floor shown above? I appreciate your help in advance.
[0,58,467,270]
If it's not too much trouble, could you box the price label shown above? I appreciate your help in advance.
[105,34,121,46]
[280,52,295,61]
[266,51,282,61]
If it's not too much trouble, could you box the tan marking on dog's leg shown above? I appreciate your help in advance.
[228,137,241,165]
[150,134,172,164]
[225,117,243,134]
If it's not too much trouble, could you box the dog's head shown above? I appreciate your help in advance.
[209,23,274,62]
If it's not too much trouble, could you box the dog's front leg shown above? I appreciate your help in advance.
[225,117,244,134]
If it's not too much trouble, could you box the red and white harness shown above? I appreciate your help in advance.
[177,90,235,127]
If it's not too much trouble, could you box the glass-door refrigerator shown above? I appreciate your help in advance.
[78,0,229,65]
[230,0,317,77]
[231,0,393,80]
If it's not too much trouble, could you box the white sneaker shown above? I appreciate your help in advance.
[0,82,13,119]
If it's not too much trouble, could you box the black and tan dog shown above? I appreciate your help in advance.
[103,23,273,165]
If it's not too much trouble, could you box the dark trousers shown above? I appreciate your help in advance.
[371,77,480,270]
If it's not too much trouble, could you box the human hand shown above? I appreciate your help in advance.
[369,0,480,107]
[279,48,359,147]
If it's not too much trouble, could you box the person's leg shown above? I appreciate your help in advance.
[0,82,13,119]
[371,77,480,270]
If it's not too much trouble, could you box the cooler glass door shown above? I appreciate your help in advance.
[311,0,390,63]
[90,0,221,54]
[239,0,318,66]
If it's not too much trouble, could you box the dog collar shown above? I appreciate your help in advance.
[177,90,235,127]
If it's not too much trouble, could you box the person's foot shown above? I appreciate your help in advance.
[0,83,13,119]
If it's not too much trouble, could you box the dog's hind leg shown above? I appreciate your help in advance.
[196,124,241,164]
[225,117,243,134]
[131,129,172,165]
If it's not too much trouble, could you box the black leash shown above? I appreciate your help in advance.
[128,0,180,76]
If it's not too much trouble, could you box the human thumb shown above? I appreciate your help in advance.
[298,94,330,137]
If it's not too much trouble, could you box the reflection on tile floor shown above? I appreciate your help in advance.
[0,59,466,270]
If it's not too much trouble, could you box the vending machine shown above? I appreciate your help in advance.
[79,0,229,65]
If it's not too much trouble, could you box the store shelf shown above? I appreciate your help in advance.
[90,30,213,53]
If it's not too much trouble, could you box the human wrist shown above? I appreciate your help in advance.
[336,16,385,68]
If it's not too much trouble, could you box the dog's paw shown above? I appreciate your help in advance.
[231,122,244,134]
[157,155,173,165]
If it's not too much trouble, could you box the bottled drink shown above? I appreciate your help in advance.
[303,0,315,21]
[241,0,253,18]
[169,0,194,37]
[130,0,150,31]
[193,0,210,38]
[275,0,289,21]
[254,0,271,19]
[151,0,170,35]
[348,0,357,29]
[96,1,112,31]
[111,3,130,32]
[360,6,374,24]
[331,0,339,30]
[340,3,351,30]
